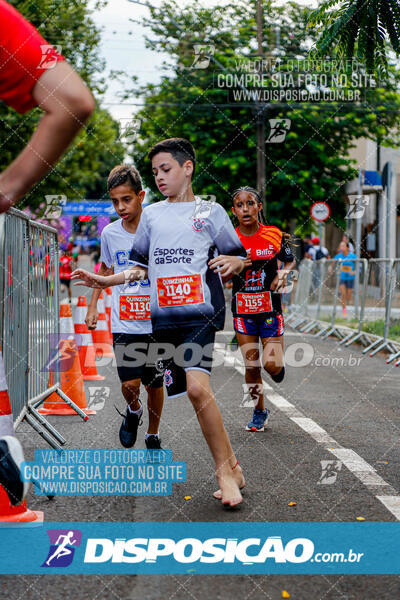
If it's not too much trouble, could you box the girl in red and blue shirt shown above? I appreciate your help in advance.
[231,187,296,432]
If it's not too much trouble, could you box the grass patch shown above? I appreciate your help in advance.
[320,316,400,342]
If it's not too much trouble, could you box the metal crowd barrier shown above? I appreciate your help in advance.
[385,259,400,364]
[288,257,400,360]
[286,258,313,328]
[0,208,84,448]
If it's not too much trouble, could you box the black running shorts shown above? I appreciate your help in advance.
[112,333,164,388]
[154,325,216,398]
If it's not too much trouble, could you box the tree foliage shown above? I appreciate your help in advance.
[0,0,125,210]
[130,0,400,233]
[308,0,400,76]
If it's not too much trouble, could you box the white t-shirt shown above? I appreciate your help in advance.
[100,219,152,334]
[129,198,246,331]
[308,245,329,260]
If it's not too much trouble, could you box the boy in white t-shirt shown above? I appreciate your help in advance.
[73,139,248,507]
[85,165,164,449]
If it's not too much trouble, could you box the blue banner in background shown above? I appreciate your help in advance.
[62,201,151,216]
[62,201,116,216]
[0,522,399,574]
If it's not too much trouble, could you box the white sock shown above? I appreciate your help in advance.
[145,432,159,439]
[128,403,142,415]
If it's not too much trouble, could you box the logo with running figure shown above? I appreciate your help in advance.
[240,383,263,408]
[267,119,291,143]
[37,45,63,70]
[245,269,266,287]
[42,529,82,568]
[317,460,342,485]
[191,44,215,69]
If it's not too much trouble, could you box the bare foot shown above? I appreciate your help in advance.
[214,464,245,505]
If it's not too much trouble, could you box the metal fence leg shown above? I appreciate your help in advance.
[33,387,89,422]
[387,349,400,364]
[339,330,357,345]
[27,405,66,445]
[362,337,383,354]
[344,331,364,347]
[300,320,318,333]
[23,413,63,450]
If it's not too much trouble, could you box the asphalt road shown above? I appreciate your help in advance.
[1,278,399,599]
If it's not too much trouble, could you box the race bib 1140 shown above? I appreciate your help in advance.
[157,274,204,307]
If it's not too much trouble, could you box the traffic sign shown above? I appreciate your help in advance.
[310,201,331,222]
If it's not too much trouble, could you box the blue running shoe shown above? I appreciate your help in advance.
[116,404,143,448]
[245,408,269,432]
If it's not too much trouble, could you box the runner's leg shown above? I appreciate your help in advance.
[121,378,141,411]
[261,336,285,379]
[145,385,164,435]
[346,282,353,307]
[186,369,244,507]
[236,332,264,410]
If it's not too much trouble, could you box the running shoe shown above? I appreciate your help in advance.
[0,436,28,506]
[116,405,142,448]
[245,408,269,432]
[145,435,162,450]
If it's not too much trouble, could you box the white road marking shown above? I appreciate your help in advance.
[376,496,400,520]
[292,417,338,445]
[216,340,400,520]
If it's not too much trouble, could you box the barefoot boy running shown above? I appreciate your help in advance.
[85,165,164,449]
[73,139,247,507]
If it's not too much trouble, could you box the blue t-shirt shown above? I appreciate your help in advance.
[334,251,356,281]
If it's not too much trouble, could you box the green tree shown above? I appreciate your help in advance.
[308,0,400,75]
[130,0,400,233]
[0,0,125,210]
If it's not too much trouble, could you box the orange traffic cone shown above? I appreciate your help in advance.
[104,287,112,335]
[0,348,43,523]
[39,304,95,416]
[74,296,104,381]
[92,292,113,358]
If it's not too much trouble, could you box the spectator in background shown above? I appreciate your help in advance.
[0,0,95,213]
[309,236,329,292]
[308,236,330,261]
[303,235,313,259]
[59,250,76,302]
[335,241,357,317]
[340,233,355,253]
